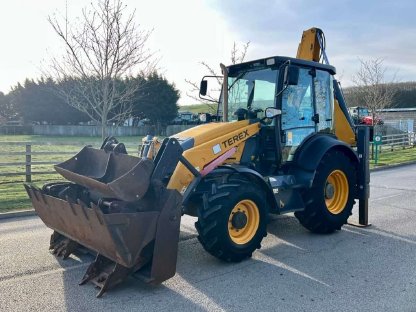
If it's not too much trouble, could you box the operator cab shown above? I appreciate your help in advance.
[200,56,337,175]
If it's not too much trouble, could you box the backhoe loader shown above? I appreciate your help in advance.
[25,27,370,297]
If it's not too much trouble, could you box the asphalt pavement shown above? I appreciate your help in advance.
[1,164,416,312]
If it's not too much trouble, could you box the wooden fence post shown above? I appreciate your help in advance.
[25,144,31,182]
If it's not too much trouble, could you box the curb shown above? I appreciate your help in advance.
[0,209,37,220]
[370,160,416,172]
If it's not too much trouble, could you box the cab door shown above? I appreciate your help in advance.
[280,67,316,161]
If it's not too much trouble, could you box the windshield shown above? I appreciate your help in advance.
[219,68,278,121]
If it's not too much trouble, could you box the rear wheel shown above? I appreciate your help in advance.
[195,181,267,262]
[295,150,356,233]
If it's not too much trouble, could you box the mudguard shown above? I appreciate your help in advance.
[210,165,279,213]
[290,133,360,187]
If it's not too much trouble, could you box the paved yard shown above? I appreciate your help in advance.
[1,165,415,311]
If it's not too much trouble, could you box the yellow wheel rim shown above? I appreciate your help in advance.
[325,170,349,214]
[228,199,260,245]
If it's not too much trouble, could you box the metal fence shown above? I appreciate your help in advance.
[372,132,415,151]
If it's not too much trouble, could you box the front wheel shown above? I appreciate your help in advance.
[195,182,268,262]
[295,150,356,233]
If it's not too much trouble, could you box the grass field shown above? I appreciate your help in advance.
[0,135,145,212]
[370,146,416,167]
[1,135,416,212]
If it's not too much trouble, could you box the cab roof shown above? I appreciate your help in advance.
[227,56,336,76]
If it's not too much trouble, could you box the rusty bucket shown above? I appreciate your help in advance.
[24,146,183,297]
[54,146,154,201]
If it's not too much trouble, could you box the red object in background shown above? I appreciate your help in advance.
[361,116,373,125]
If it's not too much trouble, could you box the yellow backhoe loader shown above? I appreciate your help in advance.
[25,27,370,297]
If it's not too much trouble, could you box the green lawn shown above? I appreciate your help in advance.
[370,146,416,168]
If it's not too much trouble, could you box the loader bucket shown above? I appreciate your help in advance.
[25,181,182,297]
[54,146,154,202]
[23,139,188,296]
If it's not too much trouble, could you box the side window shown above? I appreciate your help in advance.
[314,70,333,132]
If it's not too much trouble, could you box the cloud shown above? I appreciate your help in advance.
[206,0,416,84]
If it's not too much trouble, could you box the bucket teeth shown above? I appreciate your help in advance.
[49,231,79,259]
[80,254,132,298]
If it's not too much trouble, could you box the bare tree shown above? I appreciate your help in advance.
[47,0,156,138]
[352,58,397,125]
[185,41,250,113]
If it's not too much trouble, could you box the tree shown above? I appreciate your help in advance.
[0,91,19,121]
[8,79,89,125]
[351,58,397,125]
[185,41,250,113]
[47,0,156,138]
[132,72,179,132]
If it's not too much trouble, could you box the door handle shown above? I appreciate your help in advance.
[312,113,320,123]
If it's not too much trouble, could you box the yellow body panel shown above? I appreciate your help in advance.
[174,120,250,145]
[167,121,260,192]
[334,100,356,145]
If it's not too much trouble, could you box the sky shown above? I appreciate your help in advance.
[0,0,415,105]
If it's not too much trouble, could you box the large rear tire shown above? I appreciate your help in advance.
[295,150,356,234]
[195,181,268,262]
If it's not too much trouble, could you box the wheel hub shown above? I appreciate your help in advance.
[325,170,349,215]
[325,183,335,199]
[228,199,260,245]
[231,211,248,230]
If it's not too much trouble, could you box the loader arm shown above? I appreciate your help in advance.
[296,28,324,62]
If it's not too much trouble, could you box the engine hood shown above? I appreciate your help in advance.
[172,120,252,148]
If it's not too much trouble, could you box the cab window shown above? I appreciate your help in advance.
[314,70,333,132]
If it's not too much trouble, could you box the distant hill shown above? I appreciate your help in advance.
[179,103,217,114]
[343,81,416,108]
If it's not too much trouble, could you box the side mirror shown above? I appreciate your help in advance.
[265,107,282,119]
[199,75,223,103]
[284,65,299,86]
[200,80,208,96]
[199,113,207,123]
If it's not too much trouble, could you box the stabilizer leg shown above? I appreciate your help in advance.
[348,126,371,227]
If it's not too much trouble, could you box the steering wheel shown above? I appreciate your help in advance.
[250,108,273,125]
[233,107,266,122]
[251,108,263,114]
[233,108,248,121]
